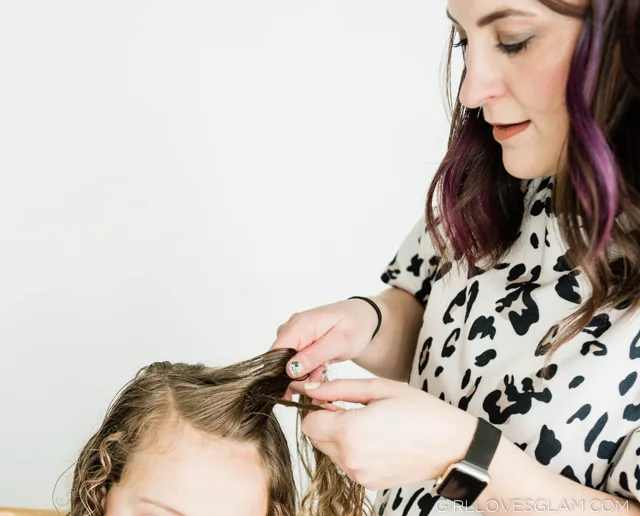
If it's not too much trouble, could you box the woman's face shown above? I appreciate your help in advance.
[447,0,586,179]
[105,422,269,516]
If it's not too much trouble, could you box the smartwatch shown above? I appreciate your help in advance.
[434,417,502,507]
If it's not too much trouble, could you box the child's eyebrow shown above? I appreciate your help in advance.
[138,496,189,516]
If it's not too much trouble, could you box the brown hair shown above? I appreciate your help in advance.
[67,348,372,516]
[427,0,640,367]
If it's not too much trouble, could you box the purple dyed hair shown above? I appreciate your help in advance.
[425,0,640,360]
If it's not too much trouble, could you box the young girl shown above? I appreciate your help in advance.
[67,348,371,516]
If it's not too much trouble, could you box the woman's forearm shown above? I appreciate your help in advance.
[352,286,424,382]
[473,432,640,515]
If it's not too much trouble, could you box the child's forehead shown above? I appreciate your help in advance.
[111,423,269,516]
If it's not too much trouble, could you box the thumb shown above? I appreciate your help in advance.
[302,378,400,405]
[300,405,344,445]
[283,330,344,380]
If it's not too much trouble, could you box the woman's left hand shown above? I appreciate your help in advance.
[300,378,478,491]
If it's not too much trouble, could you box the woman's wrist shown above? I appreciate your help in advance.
[347,296,382,341]
[351,288,422,381]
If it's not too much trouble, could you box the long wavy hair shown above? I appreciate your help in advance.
[66,348,372,516]
[426,0,640,365]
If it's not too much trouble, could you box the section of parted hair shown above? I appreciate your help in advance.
[68,348,372,516]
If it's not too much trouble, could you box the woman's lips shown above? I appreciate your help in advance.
[492,120,531,142]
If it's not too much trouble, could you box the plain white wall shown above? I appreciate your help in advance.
[0,0,460,508]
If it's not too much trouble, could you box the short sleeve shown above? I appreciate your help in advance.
[604,427,640,500]
[380,214,440,307]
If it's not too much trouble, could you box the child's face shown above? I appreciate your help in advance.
[105,421,269,516]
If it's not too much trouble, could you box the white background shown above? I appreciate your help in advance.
[0,1,460,508]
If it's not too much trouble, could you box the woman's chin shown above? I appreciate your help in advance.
[502,154,557,180]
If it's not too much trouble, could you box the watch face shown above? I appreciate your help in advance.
[436,467,489,506]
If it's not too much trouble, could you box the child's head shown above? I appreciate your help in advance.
[68,348,370,516]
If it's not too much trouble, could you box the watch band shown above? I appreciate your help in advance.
[464,417,502,471]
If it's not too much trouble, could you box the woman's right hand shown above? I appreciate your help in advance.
[269,298,381,399]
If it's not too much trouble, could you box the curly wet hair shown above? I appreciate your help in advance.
[66,348,372,516]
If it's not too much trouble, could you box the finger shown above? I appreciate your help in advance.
[288,365,325,395]
[282,386,293,402]
[320,402,343,412]
[268,313,301,350]
[302,378,399,405]
[300,408,343,444]
[284,331,344,380]
[306,367,326,406]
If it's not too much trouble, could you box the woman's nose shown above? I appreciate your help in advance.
[458,49,507,109]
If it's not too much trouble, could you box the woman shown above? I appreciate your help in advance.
[65,348,371,516]
[270,0,640,514]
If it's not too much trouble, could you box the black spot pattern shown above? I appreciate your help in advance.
[536,363,558,380]
[585,463,595,488]
[417,492,440,516]
[381,253,400,283]
[535,425,562,465]
[495,264,542,335]
[553,252,574,272]
[458,376,482,411]
[483,375,552,424]
[530,232,539,249]
[461,369,471,390]
[567,404,591,423]
[623,404,640,422]
[583,314,612,338]
[580,341,608,357]
[465,281,479,323]
[552,253,582,304]
[407,254,423,277]
[401,488,424,516]
[444,287,466,324]
[531,196,552,217]
[442,328,459,358]
[555,271,582,304]
[418,337,433,375]
[620,372,637,396]
[569,375,585,389]
[560,465,580,483]
[620,471,630,492]
[631,329,640,360]
[475,349,497,367]
[585,413,608,453]
[469,316,496,340]
[393,489,404,511]
[598,435,625,462]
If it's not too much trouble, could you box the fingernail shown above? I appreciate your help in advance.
[304,382,321,390]
[321,369,328,381]
[289,361,303,377]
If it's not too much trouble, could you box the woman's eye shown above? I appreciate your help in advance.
[497,37,533,55]
[454,35,533,56]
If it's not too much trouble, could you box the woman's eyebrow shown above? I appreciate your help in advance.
[138,496,189,516]
[446,8,536,28]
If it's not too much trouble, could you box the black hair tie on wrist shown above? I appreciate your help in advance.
[348,296,382,341]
